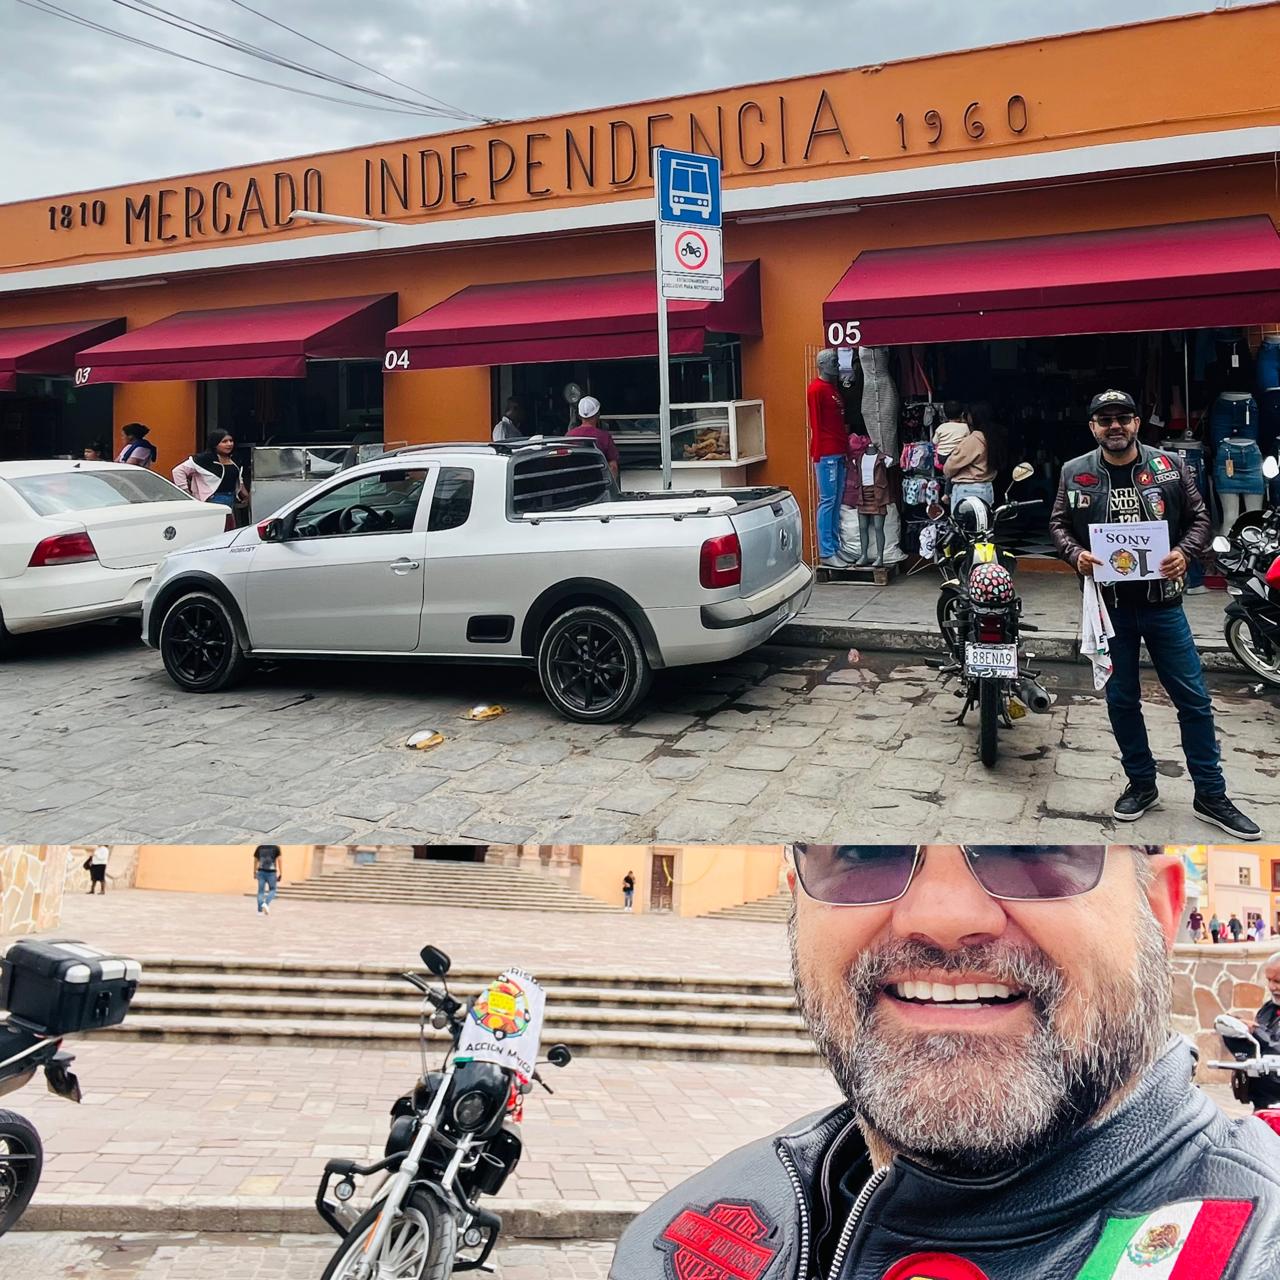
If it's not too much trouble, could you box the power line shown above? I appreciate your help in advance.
[114,0,486,122]
[16,0,467,120]
[222,0,494,122]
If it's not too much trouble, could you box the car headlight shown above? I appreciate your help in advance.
[452,1090,491,1132]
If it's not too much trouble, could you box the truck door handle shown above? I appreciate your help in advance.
[389,558,421,574]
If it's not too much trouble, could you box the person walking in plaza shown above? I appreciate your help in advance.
[254,844,282,916]
[172,430,249,517]
[622,869,635,912]
[1050,389,1260,838]
[1229,912,1244,942]
[1187,906,1204,941]
[807,349,850,568]
[116,422,156,468]
[1210,911,1222,943]
[565,395,619,483]
[492,397,525,442]
[85,844,109,894]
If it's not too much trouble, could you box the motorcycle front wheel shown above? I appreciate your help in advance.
[321,1188,456,1280]
[1224,615,1280,687]
[0,1110,43,1236]
[978,679,1000,767]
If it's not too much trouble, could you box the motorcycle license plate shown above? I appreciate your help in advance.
[964,643,1018,679]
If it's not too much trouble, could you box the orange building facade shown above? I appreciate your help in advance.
[2,6,1279,546]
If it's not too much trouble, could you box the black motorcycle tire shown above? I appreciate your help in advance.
[978,679,999,767]
[936,586,965,660]
[320,1187,456,1280]
[0,1110,43,1237]
[1224,615,1280,688]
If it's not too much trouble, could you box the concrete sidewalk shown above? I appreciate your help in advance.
[785,572,1237,665]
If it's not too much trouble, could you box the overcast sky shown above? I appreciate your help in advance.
[0,0,1233,203]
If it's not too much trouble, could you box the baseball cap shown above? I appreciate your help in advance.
[1088,389,1137,418]
[577,395,601,419]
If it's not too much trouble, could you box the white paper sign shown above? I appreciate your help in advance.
[457,968,547,1079]
[1088,520,1171,583]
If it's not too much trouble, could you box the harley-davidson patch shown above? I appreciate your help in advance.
[1075,472,1100,487]
[658,1201,780,1280]
[882,1253,990,1280]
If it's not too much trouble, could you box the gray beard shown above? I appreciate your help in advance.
[790,909,1171,1176]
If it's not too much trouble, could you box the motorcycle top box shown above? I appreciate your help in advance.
[0,940,141,1037]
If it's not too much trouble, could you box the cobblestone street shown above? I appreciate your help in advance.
[1,1232,615,1279]
[2,628,1277,844]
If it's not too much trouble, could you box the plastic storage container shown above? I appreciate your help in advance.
[0,940,141,1036]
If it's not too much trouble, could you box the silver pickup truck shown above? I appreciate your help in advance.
[142,441,812,721]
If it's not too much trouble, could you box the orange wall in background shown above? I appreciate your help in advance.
[134,845,317,894]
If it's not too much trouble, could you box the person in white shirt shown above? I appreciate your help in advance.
[931,400,970,466]
[492,398,525,442]
[88,845,110,895]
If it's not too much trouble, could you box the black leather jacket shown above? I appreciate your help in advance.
[1049,444,1212,604]
[610,1040,1280,1279]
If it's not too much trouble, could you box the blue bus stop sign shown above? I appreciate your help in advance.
[656,149,722,228]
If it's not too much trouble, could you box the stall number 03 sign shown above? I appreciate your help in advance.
[826,321,862,346]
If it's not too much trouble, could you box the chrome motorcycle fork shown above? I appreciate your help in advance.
[354,1061,457,1279]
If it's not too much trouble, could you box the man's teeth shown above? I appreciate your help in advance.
[889,981,1019,1003]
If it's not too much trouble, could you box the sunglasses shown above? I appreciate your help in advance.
[791,844,1111,905]
[1092,413,1136,427]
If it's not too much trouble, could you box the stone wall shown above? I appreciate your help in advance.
[1171,941,1277,1080]
[0,845,71,938]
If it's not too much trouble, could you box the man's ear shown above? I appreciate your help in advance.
[1144,853,1185,947]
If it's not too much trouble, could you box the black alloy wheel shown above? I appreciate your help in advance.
[0,1110,43,1236]
[537,604,651,723]
[159,591,246,693]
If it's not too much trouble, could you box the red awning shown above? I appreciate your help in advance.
[75,294,398,384]
[386,262,761,370]
[823,217,1280,345]
[0,318,124,392]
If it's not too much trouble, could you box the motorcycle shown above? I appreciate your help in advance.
[316,945,572,1280]
[1209,1013,1280,1137]
[927,461,1053,766]
[0,940,140,1235]
[1211,453,1280,688]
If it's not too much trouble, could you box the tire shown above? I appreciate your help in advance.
[936,587,965,661]
[0,611,14,662]
[0,1110,43,1237]
[978,678,999,768]
[1224,615,1280,688]
[537,604,652,723]
[320,1187,456,1280]
[158,590,247,693]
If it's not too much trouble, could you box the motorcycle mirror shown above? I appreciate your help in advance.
[1010,462,1034,484]
[420,945,451,977]
[1211,535,1232,554]
[547,1044,573,1068]
[1264,455,1279,480]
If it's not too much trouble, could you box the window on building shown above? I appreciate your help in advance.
[1238,866,1252,886]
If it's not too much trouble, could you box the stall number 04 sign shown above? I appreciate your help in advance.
[660,223,724,300]
[457,968,547,1080]
[1088,521,1171,583]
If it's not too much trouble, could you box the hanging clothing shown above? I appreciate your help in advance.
[1081,577,1116,691]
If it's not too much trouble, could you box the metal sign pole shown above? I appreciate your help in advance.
[654,148,673,491]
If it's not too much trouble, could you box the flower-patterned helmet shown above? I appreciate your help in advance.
[968,561,1015,607]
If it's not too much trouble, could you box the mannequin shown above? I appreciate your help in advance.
[1216,434,1265,533]
[856,346,906,565]
[807,348,850,567]
[844,433,895,567]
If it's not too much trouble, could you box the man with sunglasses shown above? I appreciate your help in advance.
[1050,390,1258,840]
[610,845,1280,1280]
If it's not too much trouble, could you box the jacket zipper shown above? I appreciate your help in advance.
[825,1167,888,1280]
[777,1144,813,1280]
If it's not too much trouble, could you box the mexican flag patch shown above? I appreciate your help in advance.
[1076,1200,1252,1278]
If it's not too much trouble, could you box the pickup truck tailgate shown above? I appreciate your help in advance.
[730,494,804,595]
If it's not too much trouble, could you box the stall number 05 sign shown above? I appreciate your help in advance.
[826,321,862,346]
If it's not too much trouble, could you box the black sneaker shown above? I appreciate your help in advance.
[1113,782,1159,821]
[1193,793,1261,841]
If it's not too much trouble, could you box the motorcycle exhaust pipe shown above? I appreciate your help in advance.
[1017,677,1053,713]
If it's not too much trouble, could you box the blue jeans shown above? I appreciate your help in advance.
[950,481,995,510]
[1209,394,1257,450]
[209,493,235,509]
[1214,439,1265,495]
[256,870,278,910]
[1104,602,1225,797]
[813,455,847,559]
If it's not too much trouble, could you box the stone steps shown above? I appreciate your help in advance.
[704,891,793,922]
[116,959,815,1063]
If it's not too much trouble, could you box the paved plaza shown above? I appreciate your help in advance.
[2,624,1277,845]
[1,1233,615,1280]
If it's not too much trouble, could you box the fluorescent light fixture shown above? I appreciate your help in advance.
[96,277,169,291]
[289,209,399,230]
[735,204,861,225]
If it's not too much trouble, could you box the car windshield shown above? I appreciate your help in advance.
[6,469,190,516]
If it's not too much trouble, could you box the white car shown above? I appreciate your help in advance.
[0,460,230,654]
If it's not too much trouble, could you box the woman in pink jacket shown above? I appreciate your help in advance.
[172,430,249,516]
